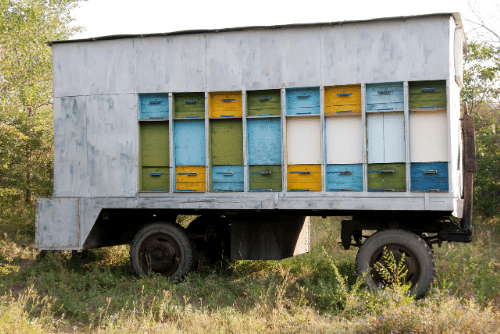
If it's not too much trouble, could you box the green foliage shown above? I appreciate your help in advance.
[0,0,85,233]
[474,116,500,217]
[374,247,411,292]
[462,42,500,112]
[462,41,500,218]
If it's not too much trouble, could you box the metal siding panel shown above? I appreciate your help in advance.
[52,43,84,98]
[53,97,89,197]
[448,78,462,201]
[134,35,206,93]
[53,17,451,98]
[286,117,321,164]
[54,40,135,97]
[174,120,205,166]
[247,118,281,165]
[320,17,450,86]
[366,113,385,164]
[87,94,138,197]
[205,29,320,91]
[325,116,363,164]
[35,198,80,249]
[410,110,448,162]
[383,112,406,163]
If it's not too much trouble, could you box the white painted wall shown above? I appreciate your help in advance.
[53,96,89,197]
[52,39,135,97]
[53,16,452,97]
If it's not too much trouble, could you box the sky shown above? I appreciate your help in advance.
[69,0,500,42]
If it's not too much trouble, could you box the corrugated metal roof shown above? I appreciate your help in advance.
[47,12,464,46]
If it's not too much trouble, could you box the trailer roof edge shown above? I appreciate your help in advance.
[47,12,464,46]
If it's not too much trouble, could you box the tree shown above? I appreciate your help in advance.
[0,0,84,222]
[464,0,500,46]
[462,42,500,115]
[461,1,500,217]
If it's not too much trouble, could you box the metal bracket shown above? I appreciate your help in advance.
[438,220,472,243]
[340,220,359,250]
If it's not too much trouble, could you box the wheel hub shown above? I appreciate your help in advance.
[140,234,180,276]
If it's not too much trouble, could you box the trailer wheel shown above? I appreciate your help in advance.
[130,222,195,279]
[355,229,435,299]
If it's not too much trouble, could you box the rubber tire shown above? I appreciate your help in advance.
[130,222,195,279]
[355,229,436,299]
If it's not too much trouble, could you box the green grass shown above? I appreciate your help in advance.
[0,214,499,332]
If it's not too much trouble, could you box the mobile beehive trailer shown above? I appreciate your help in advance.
[37,12,475,297]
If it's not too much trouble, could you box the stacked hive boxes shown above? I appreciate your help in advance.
[325,85,363,192]
[366,82,406,192]
[209,92,244,192]
[138,94,169,192]
[174,93,206,192]
[137,80,448,193]
[409,81,448,192]
[286,87,321,192]
[247,90,282,192]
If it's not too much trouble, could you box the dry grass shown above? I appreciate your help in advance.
[0,216,498,333]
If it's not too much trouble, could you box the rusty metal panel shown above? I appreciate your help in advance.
[462,107,477,173]
[35,198,80,249]
[86,94,139,196]
[53,97,89,197]
[52,40,135,98]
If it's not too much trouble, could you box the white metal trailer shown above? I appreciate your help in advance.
[37,13,474,298]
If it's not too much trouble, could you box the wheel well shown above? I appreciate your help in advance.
[341,214,472,251]
[82,209,178,249]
